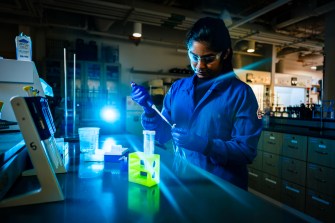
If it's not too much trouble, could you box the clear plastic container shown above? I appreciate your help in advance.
[143,130,155,155]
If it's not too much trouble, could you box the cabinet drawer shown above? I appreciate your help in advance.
[248,150,263,171]
[308,137,335,168]
[306,190,335,223]
[307,163,335,196]
[257,131,264,151]
[281,181,305,212]
[262,173,281,201]
[248,168,263,192]
[282,157,306,186]
[263,131,282,154]
[282,134,307,161]
[262,152,281,177]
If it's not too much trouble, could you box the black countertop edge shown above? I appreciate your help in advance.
[262,117,335,139]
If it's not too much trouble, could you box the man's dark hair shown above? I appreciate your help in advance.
[186,17,233,73]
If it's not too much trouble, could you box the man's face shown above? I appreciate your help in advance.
[188,41,224,79]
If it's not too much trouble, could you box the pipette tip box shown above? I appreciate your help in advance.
[104,148,128,163]
[104,146,129,163]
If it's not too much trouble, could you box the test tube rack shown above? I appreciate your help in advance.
[0,96,65,207]
[128,184,160,214]
[128,152,160,187]
[21,139,69,176]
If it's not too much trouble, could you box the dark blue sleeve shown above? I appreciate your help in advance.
[141,85,174,145]
[209,85,263,165]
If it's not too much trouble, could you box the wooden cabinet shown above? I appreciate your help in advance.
[44,59,123,134]
[308,137,335,168]
[305,137,335,222]
[248,132,263,193]
[281,181,306,212]
[249,150,263,170]
[263,152,281,177]
[282,157,306,186]
[248,168,263,192]
[263,131,282,154]
[79,62,121,122]
[262,173,281,201]
[282,133,307,161]
[306,190,335,222]
[307,163,335,196]
[248,130,335,222]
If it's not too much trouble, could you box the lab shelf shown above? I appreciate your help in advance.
[44,59,122,134]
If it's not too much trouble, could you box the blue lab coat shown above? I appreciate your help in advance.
[142,73,263,189]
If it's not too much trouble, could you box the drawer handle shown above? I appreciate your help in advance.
[288,145,298,150]
[267,141,276,145]
[312,196,330,206]
[285,185,300,194]
[318,144,326,149]
[287,169,298,174]
[315,150,328,155]
[265,178,277,185]
[315,177,327,183]
[248,172,258,177]
[265,162,275,167]
[290,140,298,144]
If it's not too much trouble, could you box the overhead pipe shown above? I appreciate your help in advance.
[42,0,201,29]
[0,1,35,17]
[25,0,40,17]
[87,30,185,48]
[228,0,291,29]
[4,0,323,51]
[44,20,184,49]
[275,1,335,29]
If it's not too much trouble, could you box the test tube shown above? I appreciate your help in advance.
[143,130,155,155]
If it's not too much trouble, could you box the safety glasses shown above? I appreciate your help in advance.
[188,51,222,64]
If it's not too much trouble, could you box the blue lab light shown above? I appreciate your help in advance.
[101,106,119,122]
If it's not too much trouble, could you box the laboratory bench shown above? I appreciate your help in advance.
[0,133,315,223]
[264,117,335,139]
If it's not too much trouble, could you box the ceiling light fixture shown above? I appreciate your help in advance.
[132,22,142,38]
[247,40,255,53]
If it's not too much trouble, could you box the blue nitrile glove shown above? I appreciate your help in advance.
[131,83,154,114]
[171,127,209,154]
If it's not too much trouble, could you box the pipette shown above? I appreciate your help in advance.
[130,82,185,159]
[149,102,173,128]
[23,86,34,96]
[131,82,173,127]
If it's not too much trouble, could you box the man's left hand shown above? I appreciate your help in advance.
[171,127,209,154]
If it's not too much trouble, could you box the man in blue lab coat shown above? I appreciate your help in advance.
[131,17,262,190]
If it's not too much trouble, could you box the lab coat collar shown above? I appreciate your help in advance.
[183,72,236,92]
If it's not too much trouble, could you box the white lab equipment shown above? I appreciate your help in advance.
[0,59,45,131]
[0,96,66,207]
[143,130,155,155]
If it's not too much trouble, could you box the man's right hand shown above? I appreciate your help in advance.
[131,83,154,114]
